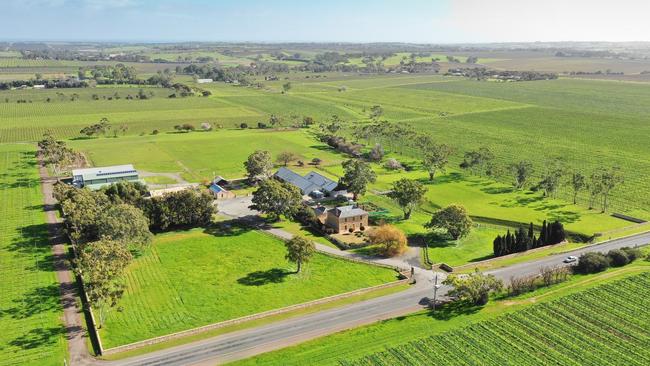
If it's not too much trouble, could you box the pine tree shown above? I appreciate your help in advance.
[539,220,547,245]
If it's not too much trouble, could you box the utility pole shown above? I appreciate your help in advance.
[432,273,441,311]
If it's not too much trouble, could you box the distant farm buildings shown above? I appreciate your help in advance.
[274,167,345,198]
[196,78,213,84]
[72,164,141,190]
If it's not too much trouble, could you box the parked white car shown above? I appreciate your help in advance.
[563,255,578,263]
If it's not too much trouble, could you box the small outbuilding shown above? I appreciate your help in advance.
[209,182,235,200]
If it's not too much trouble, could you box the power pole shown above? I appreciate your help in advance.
[432,273,441,311]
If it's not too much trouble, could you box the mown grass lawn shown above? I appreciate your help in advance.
[233,261,650,366]
[0,144,66,366]
[99,228,399,348]
[70,129,345,181]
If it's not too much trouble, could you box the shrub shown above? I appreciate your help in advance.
[368,143,384,162]
[620,246,642,261]
[311,158,322,165]
[508,276,537,296]
[575,252,610,274]
[240,122,248,129]
[540,266,570,286]
[444,269,503,306]
[607,249,630,267]
[152,129,159,135]
[368,225,407,257]
[384,158,403,170]
[348,227,354,233]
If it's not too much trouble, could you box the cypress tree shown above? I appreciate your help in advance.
[549,221,566,244]
[539,220,547,245]
[505,230,513,255]
[493,235,502,257]
[527,222,535,248]
[515,227,528,252]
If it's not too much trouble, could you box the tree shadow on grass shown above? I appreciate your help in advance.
[426,300,482,321]
[9,223,54,256]
[9,326,66,350]
[469,253,496,263]
[203,219,256,237]
[0,284,61,320]
[410,231,456,249]
[0,177,40,190]
[237,268,291,286]
[547,210,581,224]
[428,172,465,185]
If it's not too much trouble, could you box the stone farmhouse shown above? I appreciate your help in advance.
[325,205,369,234]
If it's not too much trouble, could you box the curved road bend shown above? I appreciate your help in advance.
[104,231,650,366]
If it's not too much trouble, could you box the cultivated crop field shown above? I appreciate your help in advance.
[0,86,263,142]
[0,144,66,366]
[232,263,650,366]
[99,228,399,348]
[344,272,650,366]
[398,78,650,216]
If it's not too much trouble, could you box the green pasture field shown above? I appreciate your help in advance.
[0,144,66,366]
[99,228,399,348]
[321,161,628,237]
[275,157,628,265]
[232,261,650,366]
[70,129,344,181]
[71,126,629,266]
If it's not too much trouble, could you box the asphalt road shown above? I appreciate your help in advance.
[105,231,650,366]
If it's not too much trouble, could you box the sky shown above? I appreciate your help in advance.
[2,0,650,43]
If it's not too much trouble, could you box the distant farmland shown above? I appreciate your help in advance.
[2,74,650,216]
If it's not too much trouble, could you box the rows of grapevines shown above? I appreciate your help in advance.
[343,272,650,366]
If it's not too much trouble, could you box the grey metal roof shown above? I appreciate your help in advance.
[72,164,138,181]
[275,167,340,195]
[274,167,319,195]
[331,205,368,218]
[304,171,338,192]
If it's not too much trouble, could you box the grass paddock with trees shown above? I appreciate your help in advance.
[232,260,650,366]
[98,228,399,348]
[0,144,66,366]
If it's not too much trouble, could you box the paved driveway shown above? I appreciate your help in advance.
[218,196,256,218]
